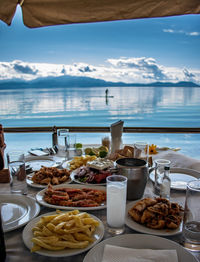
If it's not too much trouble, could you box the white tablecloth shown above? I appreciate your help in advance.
[152,150,200,172]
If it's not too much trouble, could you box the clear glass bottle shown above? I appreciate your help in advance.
[160,166,171,199]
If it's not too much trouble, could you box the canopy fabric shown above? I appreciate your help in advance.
[0,0,200,28]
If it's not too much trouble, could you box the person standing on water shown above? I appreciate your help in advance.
[105,89,109,105]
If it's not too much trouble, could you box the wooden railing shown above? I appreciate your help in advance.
[3,126,200,134]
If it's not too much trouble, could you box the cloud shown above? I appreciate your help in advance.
[183,68,195,80]
[1,63,9,68]
[163,29,200,36]
[0,58,199,84]
[163,29,174,33]
[12,61,38,75]
[61,67,67,74]
[187,32,200,36]
[78,65,96,73]
[107,57,167,80]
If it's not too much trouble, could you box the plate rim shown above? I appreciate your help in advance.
[26,172,72,189]
[22,210,105,257]
[25,155,57,171]
[36,183,107,210]
[83,233,197,262]
[125,200,182,236]
[0,194,40,233]
[25,155,55,161]
[149,167,200,191]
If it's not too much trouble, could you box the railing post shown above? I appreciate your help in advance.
[52,125,57,147]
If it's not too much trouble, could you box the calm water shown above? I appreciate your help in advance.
[0,86,200,157]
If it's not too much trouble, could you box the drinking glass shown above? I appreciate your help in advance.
[7,151,27,194]
[154,159,171,196]
[57,129,69,157]
[106,175,127,235]
[66,134,76,160]
[101,136,111,152]
[134,142,149,165]
[182,179,200,251]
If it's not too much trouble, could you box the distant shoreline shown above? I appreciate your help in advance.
[0,75,199,89]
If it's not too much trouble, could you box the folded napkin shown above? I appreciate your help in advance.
[101,244,178,262]
[110,120,124,153]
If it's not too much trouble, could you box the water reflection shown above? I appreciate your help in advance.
[0,86,200,127]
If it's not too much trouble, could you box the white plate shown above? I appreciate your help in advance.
[25,155,58,171]
[83,234,197,262]
[36,184,106,210]
[62,160,70,169]
[149,167,200,190]
[70,171,107,186]
[22,211,104,257]
[0,194,40,233]
[26,172,72,189]
[125,201,182,236]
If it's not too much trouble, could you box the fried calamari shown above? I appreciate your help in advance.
[128,197,183,230]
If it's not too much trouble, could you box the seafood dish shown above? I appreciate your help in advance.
[128,197,183,230]
[30,166,71,185]
[73,158,114,184]
[43,184,106,207]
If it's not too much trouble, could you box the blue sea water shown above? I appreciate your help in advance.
[0,85,200,158]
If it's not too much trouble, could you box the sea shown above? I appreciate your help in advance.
[0,85,200,158]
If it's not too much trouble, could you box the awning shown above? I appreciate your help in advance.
[0,0,200,28]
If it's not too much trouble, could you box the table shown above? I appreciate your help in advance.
[1,178,200,262]
[1,149,200,262]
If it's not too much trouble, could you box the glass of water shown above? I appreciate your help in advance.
[7,151,27,195]
[57,129,69,158]
[134,141,149,165]
[66,134,76,160]
[182,179,200,251]
[106,175,127,235]
[154,159,171,196]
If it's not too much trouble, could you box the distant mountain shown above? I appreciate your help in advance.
[0,75,199,89]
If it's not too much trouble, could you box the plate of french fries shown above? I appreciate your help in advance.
[36,184,107,211]
[62,155,97,171]
[22,209,105,257]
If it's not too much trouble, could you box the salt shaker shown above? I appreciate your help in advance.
[160,166,171,199]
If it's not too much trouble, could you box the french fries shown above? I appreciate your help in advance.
[31,210,100,252]
[68,155,97,171]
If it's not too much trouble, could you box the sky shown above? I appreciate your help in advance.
[0,6,200,84]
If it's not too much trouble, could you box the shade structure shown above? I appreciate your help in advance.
[0,0,200,28]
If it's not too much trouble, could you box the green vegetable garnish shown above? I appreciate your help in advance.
[76,143,83,149]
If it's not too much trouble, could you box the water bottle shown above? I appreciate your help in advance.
[160,166,171,199]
